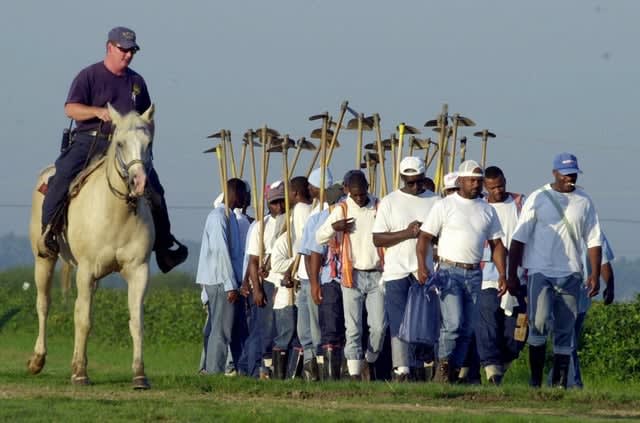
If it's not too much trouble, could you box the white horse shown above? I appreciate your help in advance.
[28,104,155,389]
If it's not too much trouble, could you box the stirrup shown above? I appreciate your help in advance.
[37,225,59,258]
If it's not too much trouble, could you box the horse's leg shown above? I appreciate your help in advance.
[27,255,57,374]
[70,265,94,385]
[123,263,150,389]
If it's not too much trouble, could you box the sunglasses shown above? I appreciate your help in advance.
[115,45,138,55]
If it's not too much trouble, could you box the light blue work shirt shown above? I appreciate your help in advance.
[302,209,341,285]
[195,205,243,291]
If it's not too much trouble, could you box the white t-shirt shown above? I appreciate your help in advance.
[421,193,503,264]
[512,184,602,278]
[316,195,380,270]
[372,189,439,281]
[246,213,285,284]
[482,194,525,288]
[292,202,313,280]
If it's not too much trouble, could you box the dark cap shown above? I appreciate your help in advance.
[108,26,139,50]
[266,181,285,203]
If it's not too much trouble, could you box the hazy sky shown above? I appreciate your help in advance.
[1,1,638,257]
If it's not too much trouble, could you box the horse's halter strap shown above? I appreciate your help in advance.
[106,138,148,205]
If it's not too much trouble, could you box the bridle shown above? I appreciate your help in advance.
[106,133,151,207]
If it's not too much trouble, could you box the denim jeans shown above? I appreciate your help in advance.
[296,279,321,362]
[246,280,276,375]
[437,264,482,368]
[475,287,526,367]
[384,276,412,369]
[341,271,387,361]
[199,284,234,374]
[229,296,249,375]
[570,312,586,387]
[273,305,297,351]
[527,272,581,355]
[547,310,586,387]
[319,281,345,346]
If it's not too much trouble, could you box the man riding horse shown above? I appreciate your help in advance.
[38,26,187,272]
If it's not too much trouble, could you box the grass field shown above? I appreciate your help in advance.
[2,268,640,422]
[1,332,640,422]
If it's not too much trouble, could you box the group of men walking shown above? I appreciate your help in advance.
[196,152,613,389]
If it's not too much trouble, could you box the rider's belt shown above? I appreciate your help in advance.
[353,268,380,273]
[74,130,111,139]
[439,258,480,270]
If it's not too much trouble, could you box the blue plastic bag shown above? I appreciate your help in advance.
[397,272,446,345]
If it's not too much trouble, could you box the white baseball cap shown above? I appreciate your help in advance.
[399,156,426,176]
[443,172,459,190]
[457,160,483,177]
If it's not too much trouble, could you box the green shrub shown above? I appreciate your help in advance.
[0,267,205,347]
[580,295,640,381]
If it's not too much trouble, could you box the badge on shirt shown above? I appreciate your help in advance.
[132,83,141,105]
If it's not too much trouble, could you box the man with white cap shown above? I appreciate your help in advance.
[416,160,507,383]
[509,153,602,388]
[443,172,459,196]
[372,156,439,381]
[290,168,334,380]
[246,181,287,378]
[316,171,386,381]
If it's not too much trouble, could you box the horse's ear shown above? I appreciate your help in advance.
[107,103,123,124]
[140,104,155,123]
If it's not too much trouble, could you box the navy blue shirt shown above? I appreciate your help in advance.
[65,62,151,132]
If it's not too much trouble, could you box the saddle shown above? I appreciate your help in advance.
[37,156,106,198]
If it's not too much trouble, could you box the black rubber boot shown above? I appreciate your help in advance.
[288,349,304,379]
[433,359,450,384]
[433,359,458,384]
[529,344,547,388]
[361,360,377,382]
[272,349,288,380]
[303,357,320,382]
[322,345,342,381]
[412,367,426,382]
[551,354,571,389]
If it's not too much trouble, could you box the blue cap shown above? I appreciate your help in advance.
[108,27,139,50]
[553,153,582,175]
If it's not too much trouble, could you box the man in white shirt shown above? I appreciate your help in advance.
[416,160,507,384]
[510,153,602,388]
[372,156,439,382]
[246,181,287,379]
[267,176,313,379]
[294,169,334,380]
[316,171,386,380]
[475,166,527,385]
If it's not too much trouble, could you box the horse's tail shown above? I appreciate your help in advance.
[60,260,73,301]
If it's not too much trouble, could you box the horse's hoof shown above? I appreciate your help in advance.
[133,375,150,390]
[27,354,46,375]
[71,374,91,386]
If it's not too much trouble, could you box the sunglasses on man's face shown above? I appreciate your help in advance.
[115,45,138,55]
